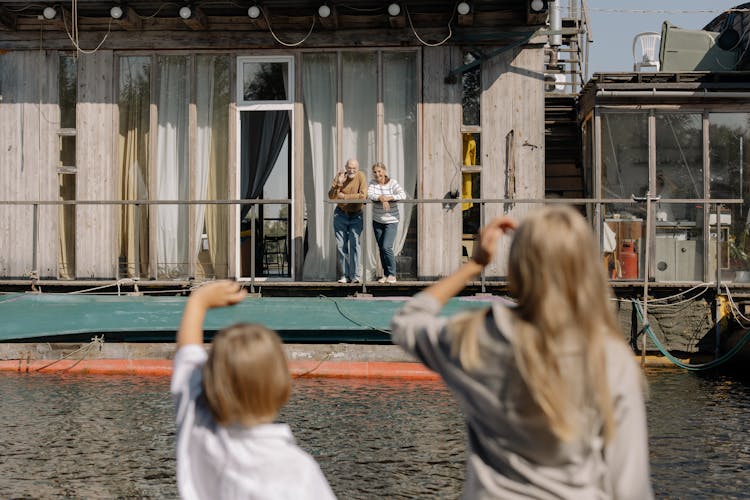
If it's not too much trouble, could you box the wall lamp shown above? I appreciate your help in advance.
[110,5,124,19]
[179,5,192,19]
[42,6,57,19]
[457,2,471,15]
[387,3,400,16]
[529,0,548,13]
[318,4,331,18]
[247,4,261,18]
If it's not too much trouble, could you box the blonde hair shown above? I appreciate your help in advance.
[203,324,291,426]
[452,206,621,443]
[371,162,390,182]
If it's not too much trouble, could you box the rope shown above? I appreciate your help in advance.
[292,352,332,378]
[632,300,750,371]
[34,335,104,372]
[69,278,135,295]
[318,294,392,334]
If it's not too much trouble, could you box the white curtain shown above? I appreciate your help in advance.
[342,53,378,279]
[383,52,418,262]
[156,56,190,278]
[302,53,338,279]
[194,56,214,266]
[301,51,417,281]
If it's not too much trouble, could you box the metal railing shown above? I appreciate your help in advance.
[1,196,744,298]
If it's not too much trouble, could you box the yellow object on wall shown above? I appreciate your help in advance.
[462,133,476,211]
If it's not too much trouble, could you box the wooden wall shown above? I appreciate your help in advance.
[419,46,463,279]
[0,51,59,279]
[418,43,545,279]
[482,43,545,278]
[76,51,117,279]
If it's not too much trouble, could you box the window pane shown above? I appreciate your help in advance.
[384,52,418,279]
[342,52,377,165]
[156,55,190,279]
[709,113,750,281]
[59,56,76,129]
[709,112,749,199]
[601,113,648,217]
[242,61,288,101]
[462,52,480,127]
[655,113,703,199]
[302,53,337,280]
[196,55,230,279]
[117,56,151,278]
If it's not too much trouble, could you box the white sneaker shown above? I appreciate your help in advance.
[351,278,361,284]
[377,277,387,283]
[337,277,348,283]
[386,275,397,283]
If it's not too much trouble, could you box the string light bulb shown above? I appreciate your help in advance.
[110,6,123,19]
[529,0,546,12]
[179,5,192,18]
[387,3,400,16]
[318,4,330,18]
[457,2,470,15]
[247,5,260,18]
[42,6,56,19]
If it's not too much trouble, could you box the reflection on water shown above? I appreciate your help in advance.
[0,370,747,498]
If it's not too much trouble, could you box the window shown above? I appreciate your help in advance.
[461,52,481,262]
[117,54,231,280]
[301,50,418,281]
[58,55,77,279]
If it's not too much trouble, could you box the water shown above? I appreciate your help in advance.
[0,370,748,499]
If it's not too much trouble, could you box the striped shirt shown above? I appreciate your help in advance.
[368,179,407,224]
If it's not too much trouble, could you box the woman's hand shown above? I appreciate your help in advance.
[379,195,391,210]
[472,216,518,266]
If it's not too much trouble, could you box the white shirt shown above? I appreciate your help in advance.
[171,345,336,500]
[367,179,407,224]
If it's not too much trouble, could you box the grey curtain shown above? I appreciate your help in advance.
[240,110,291,219]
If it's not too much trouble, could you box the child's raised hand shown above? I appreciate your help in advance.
[473,216,518,266]
[191,280,248,309]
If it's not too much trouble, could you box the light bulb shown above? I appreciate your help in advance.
[530,0,544,12]
[110,6,123,19]
[42,6,56,19]
[318,4,330,18]
[179,6,192,19]
[457,2,470,15]
[387,3,400,16]
[247,5,260,18]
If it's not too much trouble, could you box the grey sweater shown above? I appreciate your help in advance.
[390,292,653,500]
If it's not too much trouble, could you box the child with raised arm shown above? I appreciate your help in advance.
[391,206,653,500]
[171,280,336,500]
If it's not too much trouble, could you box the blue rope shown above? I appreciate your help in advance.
[631,299,750,371]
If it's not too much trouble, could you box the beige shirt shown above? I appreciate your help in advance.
[328,171,367,214]
[391,292,654,500]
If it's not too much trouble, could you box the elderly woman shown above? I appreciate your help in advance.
[367,162,406,283]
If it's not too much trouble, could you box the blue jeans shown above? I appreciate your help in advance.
[333,207,363,281]
[373,221,398,277]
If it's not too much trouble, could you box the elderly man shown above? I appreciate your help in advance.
[328,159,367,283]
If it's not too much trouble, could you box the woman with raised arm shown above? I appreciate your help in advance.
[391,206,653,499]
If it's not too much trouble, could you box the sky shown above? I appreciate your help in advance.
[586,0,742,74]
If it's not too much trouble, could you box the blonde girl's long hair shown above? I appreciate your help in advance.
[451,206,621,443]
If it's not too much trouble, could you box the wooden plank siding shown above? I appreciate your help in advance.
[0,51,59,279]
[482,43,545,277]
[419,46,462,279]
[76,51,117,279]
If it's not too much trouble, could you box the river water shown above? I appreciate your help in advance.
[0,369,748,499]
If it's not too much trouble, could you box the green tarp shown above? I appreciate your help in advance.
[0,293,502,343]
